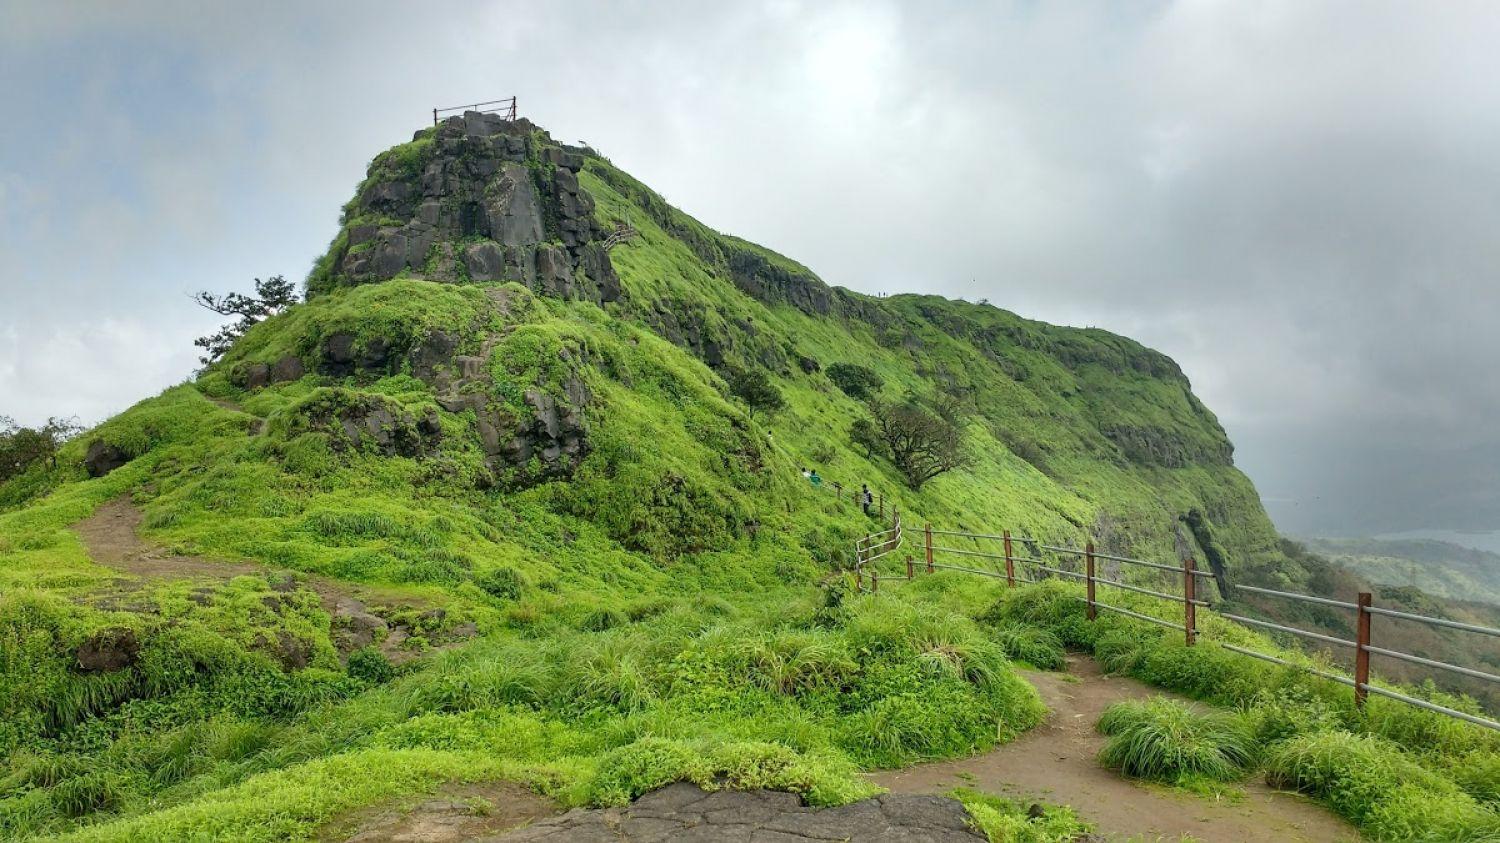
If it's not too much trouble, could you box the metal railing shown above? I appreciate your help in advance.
[433,96,518,126]
[858,521,1500,732]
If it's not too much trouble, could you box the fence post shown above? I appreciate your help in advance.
[1355,592,1372,709]
[1085,542,1097,620]
[925,523,934,573]
[872,570,879,593]
[1183,557,1197,646]
[1002,530,1015,587]
[433,107,439,126]
[906,556,914,579]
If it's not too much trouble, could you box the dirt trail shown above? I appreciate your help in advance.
[72,497,266,581]
[316,781,558,842]
[873,657,1359,842]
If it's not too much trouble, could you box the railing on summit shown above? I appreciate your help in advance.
[433,96,518,126]
[853,519,1500,732]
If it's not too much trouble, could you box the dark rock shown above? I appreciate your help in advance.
[296,391,442,458]
[332,597,389,653]
[796,354,820,374]
[242,362,271,390]
[464,242,506,281]
[76,627,140,672]
[534,245,573,297]
[271,355,305,383]
[84,440,130,477]
[254,631,312,671]
[322,333,357,375]
[488,163,544,247]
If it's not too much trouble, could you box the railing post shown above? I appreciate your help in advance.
[1002,530,1015,587]
[872,570,879,593]
[1183,557,1197,646]
[1085,542,1097,620]
[925,523,934,573]
[906,555,914,579]
[1355,592,1372,709]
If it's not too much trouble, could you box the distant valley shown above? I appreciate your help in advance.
[1301,535,1500,606]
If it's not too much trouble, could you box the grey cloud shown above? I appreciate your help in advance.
[3,0,1498,535]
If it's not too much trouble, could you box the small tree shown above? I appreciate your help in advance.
[867,395,972,489]
[193,275,298,364]
[726,366,785,417]
[826,363,884,400]
[849,417,881,459]
[0,415,82,482]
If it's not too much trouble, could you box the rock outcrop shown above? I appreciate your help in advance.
[315,113,621,305]
[494,783,986,842]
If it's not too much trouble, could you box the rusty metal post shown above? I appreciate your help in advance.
[906,556,914,579]
[1002,530,1015,587]
[1355,592,1372,709]
[1183,557,1198,646]
[1086,542,1097,620]
[872,570,879,593]
[925,523,934,573]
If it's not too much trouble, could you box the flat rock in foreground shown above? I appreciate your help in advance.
[489,783,985,841]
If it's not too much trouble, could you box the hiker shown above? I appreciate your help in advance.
[801,466,811,480]
[809,469,822,488]
[860,484,873,515]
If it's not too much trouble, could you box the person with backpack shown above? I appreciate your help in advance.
[860,484,873,515]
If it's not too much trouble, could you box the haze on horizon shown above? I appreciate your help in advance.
[4,1,1499,538]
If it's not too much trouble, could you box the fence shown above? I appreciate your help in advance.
[433,96,518,126]
[850,520,1500,732]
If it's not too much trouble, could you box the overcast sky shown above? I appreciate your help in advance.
[4,1,1499,536]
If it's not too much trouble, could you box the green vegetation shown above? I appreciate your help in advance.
[3,123,1497,842]
[952,787,1092,842]
[1097,697,1253,784]
[1302,535,1500,607]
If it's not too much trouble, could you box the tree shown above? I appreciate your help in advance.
[0,415,82,482]
[726,366,785,417]
[826,363,884,400]
[866,395,972,489]
[849,417,881,459]
[193,275,298,364]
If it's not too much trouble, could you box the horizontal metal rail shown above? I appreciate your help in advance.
[930,545,1006,560]
[1029,563,1086,581]
[1039,544,1086,557]
[928,528,1037,542]
[1083,598,1186,631]
[436,97,516,112]
[1114,556,1185,575]
[1363,685,1500,732]
[1218,643,1357,688]
[1365,645,1500,686]
[929,562,1009,579]
[1010,555,1049,566]
[1366,606,1500,639]
[1233,583,1358,610]
[1219,612,1356,649]
[1094,576,1209,607]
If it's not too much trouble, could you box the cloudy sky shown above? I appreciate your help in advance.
[4,1,1499,536]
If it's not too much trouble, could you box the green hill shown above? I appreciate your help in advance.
[1302,536,1500,606]
[4,114,1497,841]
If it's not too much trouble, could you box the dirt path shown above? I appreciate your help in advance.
[873,657,1359,842]
[72,497,266,581]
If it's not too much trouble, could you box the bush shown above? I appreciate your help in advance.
[826,363,883,400]
[1265,731,1496,839]
[474,567,528,601]
[1097,696,1253,783]
[588,737,699,805]
[346,648,396,684]
[990,623,1065,670]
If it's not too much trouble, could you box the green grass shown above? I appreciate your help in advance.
[1097,697,1253,783]
[952,787,1092,842]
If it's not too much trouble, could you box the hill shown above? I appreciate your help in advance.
[4,113,1497,841]
[1301,536,1500,606]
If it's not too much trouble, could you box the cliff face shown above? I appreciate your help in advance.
[309,113,620,305]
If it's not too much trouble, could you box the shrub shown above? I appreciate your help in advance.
[1097,697,1253,783]
[346,647,396,684]
[991,623,1065,670]
[826,363,883,400]
[474,566,528,601]
[588,737,700,805]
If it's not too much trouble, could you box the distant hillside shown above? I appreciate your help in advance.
[1302,535,1500,606]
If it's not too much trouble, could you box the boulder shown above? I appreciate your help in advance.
[76,627,140,672]
[271,355,305,383]
[464,241,506,281]
[84,440,130,477]
[487,163,544,247]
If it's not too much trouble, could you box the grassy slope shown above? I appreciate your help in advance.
[1,133,1496,842]
[1303,536,1500,606]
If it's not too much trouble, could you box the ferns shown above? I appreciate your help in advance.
[1097,697,1253,783]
